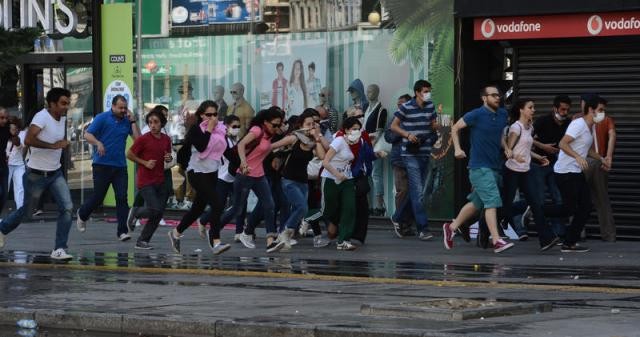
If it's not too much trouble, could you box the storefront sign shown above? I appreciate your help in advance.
[101,3,135,206]
[171,0,261,27]
[0,0,79,34]
[474,11,640,40]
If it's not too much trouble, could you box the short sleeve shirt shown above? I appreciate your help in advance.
[244,126,272,178]
[462,106,508,170]
[505,121,534,173]
[129,132,171,188]
[321,136,354,181]
[554,118,593,174]
[532,114,570,163]
[593,116,614,157]
[87,110,132,167]
[394,98,437,157]
[28,109,66,171]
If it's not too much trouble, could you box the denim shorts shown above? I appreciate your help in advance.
[467,168,503,209]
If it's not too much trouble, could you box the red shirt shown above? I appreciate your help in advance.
[129,132,171,188]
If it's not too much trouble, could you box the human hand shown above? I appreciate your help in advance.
[96,142,106,156]
[144,159,157,169]
[164,152,172,163]
[540,143,559,154]
[539,156,550,167]
[577,157,589,171]
[407,133,419,143]
[454,148,466,159]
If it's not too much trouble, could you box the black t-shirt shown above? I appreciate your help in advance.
[532,114,570,162]
[281,141,314,183]
[0,126,10,167]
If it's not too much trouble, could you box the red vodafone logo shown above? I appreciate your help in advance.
[481,18,496,38]
[587,15,603,35]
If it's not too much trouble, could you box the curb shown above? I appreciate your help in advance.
[0,308,463,337]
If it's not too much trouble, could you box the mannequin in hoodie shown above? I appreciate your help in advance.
[229,82,255,136]
[347,78,369,112]
[364,84,387,215]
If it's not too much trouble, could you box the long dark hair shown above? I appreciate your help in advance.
[297,108,318,130]
[289,59,308,109]
[249,106,284,130]
[509,97,533,124]
[194,100,219,124]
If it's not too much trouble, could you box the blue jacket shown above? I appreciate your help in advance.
[348,79,369,111]
[351,139,375,178]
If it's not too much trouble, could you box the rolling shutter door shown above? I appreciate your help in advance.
[514,44,640,239]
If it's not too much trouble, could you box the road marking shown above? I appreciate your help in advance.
[1,261,639,295]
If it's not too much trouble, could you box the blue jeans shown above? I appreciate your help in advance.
[530,163,565,237]
[134,183,167,243]
[249,175,288,234]
[201,179,244,232]
[402,156,430,232]
[78,164,129,237]
[281,178,309,231]
[370,159,384,208]
[0,165,8,212]
[227,174,276,237]
[0,168,73,250]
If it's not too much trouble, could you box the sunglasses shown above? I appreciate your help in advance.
[230,91,238,94]
[230,125,241,129]
[204,112,218,117]
[269,122,282,128]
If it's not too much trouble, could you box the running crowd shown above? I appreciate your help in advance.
[0,81,615,259]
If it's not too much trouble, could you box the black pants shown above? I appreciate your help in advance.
[544,173,592,246]
[352,175,370,243]
[134,183,167,243]
[0,165,8,213]
[176,171,223,242]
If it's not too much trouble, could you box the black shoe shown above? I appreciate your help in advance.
[456,225,471,243]
[168,230,181,254]
[540,237,560,252]
[477,224,490,249]
[560,244,589,253]
[135,241,154,250]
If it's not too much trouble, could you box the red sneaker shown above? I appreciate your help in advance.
[442,223,455,250]
[493,239,514,253]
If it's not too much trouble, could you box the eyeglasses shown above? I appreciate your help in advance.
[484,93,501,98]
[230,91,238,94]
[204,112,218,117]
[230,125,241,129]
[270,123,282,128]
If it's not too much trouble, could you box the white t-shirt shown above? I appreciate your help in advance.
[554,118,593,174]
[321,136,354,181]
[6,131,26,166]
[28,109,66,171]
[505,121,533,173]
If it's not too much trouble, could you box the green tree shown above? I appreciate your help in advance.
[0,27,41,108]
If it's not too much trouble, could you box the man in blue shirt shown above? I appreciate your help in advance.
[390,80,439,240]
[443,85,514,253]
[77,95,140,241]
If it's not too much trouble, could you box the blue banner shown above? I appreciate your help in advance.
[171,0,261,27]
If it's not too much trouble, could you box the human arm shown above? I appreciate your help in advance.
[185,124,212,152]
[26,125,69,150]
[558,134,589,171]
[238,128,257,174]
[270,134,297,150]
[451,117,467,159]
[390,117,418,143]
[321,146,347,183]
[126,146,157,169]
[604,123,616,169]
[531,151,549,166]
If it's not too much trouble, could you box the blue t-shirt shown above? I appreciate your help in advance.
[462,105,508,170]
[87,110,133,167]
[394,98,438,157]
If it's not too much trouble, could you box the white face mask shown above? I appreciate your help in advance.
[554,112,566,121]
[593,112,605,124]
[229,128,240,136]
[422,92,432,102]
[347,129,361,143]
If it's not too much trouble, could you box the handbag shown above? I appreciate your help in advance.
[307,156,323,179]
[373,130,392,153]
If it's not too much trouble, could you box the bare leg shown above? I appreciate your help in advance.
[449,202,478,231]
[484,208,501,244]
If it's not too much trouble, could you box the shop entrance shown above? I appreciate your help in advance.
[21,62,95,207]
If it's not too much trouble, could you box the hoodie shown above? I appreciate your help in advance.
[347,78,369,112]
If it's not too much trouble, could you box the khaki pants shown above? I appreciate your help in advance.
[584,158,616,241]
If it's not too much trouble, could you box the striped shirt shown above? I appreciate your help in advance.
[394,98,437,157]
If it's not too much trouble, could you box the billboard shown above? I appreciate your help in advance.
[171,0,261,27]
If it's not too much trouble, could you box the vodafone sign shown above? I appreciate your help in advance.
[474,11,640,40]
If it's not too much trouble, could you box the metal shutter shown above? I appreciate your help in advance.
[513,43,640,240]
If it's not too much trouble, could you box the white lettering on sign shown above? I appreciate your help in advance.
[495,20,542,33]
[0,0,79,34]
[604,17,640,30]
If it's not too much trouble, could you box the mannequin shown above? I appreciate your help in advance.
[306,62,322,108]
[213,85,228,119]
[347,78,369,112]
[319,87,338,133]
[177,81,201,131]
[363,83,387,216]
[229,82,255,136]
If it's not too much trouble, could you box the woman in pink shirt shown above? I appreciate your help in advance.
[502,98,558,251]
[228,107,284,251]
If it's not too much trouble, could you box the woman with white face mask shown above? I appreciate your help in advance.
[321,116,367,251]
[196,114,244,242]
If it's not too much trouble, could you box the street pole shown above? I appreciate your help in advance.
[136,0,143,120]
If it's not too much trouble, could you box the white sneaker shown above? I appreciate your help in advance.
[336,241,356,251]
[0,232,6,249]
[299,220,310,236]
[234,234,242,242]
[76,210,86,233]
[289,238,298,246]
[119,233,132,242]
[238,232,256,249]
[197,219,206,239]
[50,248,72,260]
[159,218,167,226]
[313,235,330,248]
[135,220,142,228]
[32,209,44,217]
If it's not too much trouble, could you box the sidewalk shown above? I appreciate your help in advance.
[0,215,639,337]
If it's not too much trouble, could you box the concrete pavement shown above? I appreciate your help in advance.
[0,214,639,337]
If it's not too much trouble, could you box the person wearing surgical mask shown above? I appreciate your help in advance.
[531,94,573,240]
[583,97,617,242]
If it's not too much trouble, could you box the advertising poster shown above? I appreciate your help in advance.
[101,3,135,206]
[256,35,327,118]
[171,0,261,27]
